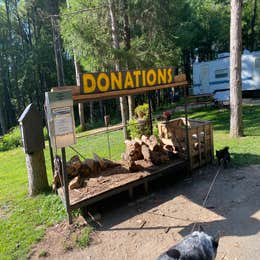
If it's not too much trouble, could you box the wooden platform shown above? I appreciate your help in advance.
[58,159,186,210]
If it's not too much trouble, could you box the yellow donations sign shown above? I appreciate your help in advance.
[80,68,174,95]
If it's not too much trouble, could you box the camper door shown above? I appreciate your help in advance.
[200,65,209,93]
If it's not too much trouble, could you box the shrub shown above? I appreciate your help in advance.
[134,103,149,119]
[0,126,22,151]
[127,118,150,139]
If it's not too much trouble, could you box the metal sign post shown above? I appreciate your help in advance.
[45,90,76,224]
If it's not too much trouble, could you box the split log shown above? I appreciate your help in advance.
[69,175,84,190]
[66,164,78,178]
[141,144,152,162]
[128,161,140,172]
[124,140,143,161]
[83,158,101,175]
[160,138,174,147]
[151,150,169,165]
[142,143,169,165]
[69,155,81,171]
[147,135,160,151]
[93,153,120,170]
[78,163,91,177]
[53,155,63,190]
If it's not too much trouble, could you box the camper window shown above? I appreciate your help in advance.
[215,69,228,79]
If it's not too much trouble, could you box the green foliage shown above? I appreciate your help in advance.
[0,127,22,151]
[75,227,92,248]
[0,126,49,152]
[134,103,149,119]
[127,118,140,138]
[127,103,151,138]
[75,125,85,134]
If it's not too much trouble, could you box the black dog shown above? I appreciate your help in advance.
[216,146,230,167]
[157,231,219,260]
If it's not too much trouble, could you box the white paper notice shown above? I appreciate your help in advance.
[53,108,73,136]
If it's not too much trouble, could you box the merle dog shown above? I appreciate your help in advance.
[216,146,231,167]
[157,231,219,260]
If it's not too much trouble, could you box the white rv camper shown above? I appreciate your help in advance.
[192,50,260,102]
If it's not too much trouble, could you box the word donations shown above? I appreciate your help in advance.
[80,68,174,95]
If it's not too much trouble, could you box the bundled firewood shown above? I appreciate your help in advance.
[122,135,173,172]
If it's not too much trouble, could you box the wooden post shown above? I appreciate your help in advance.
[19,104,49,196]
[26,150,49,196]
[61,147,72,224]
[184,86,191,174]
[148,92,153,135]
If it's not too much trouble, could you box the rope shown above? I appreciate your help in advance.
[68,145,86,160]
[191,166,222,232]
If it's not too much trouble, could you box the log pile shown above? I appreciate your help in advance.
[122,135,177,172]
[53,154,119,190]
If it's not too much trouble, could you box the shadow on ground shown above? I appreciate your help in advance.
[83,160,260,241]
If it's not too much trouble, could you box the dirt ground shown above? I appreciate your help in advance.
[30,164,260,260]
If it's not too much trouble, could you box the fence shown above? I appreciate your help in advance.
[65,128,125,162]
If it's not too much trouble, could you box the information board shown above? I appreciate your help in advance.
[45,90,76,149]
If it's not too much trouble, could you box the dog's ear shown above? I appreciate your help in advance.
[166,248,181,259]
[212,232,220,250]
[198,224,204,232]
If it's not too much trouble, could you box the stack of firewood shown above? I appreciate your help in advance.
[122,135,176,172]
[53,154,119,190]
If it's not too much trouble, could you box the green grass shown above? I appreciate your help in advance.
[0,148,66,260]
[1,104,260,259]
[75,226,92,248]
[187,105,260,166]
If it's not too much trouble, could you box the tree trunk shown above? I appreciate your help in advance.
[89,101,94,124]
[99,100,104,119]
[230,0,243,137]
[108,0,129,139]
[122,0,134,119]
[66,0,86,131]
[0,105,7,135]
[74,58,86,131]
[250,0,257,51]
[128,95,135,119]
[26,150,49,196]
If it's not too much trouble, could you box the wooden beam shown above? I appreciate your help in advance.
[51,74,189,103]
[73,81,189,102]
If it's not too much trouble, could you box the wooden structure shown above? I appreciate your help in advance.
[158,118,214,169]
[52,73,188,102]
[19,104,49,196]
[49,71,192,223]
[58,159,186,211]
